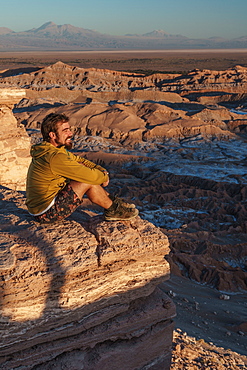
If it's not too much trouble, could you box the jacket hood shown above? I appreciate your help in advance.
[30,141,57,159]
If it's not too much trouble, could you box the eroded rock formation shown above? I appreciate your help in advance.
[1,62,247,98]
[0,88,31,190]
[7,62,247,144]
[1,61,247,365]
[14,97,243,145]
[0,187,175,369]
[101,160,247,293]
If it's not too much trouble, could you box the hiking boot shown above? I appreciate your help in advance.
[109,194,136,209]
[104,199,139,221]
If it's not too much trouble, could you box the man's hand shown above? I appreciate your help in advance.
[102,170,109,187]
[102,179,109,187]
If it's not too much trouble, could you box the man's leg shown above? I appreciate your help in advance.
[70,181,139,221]
[69,181,112,209]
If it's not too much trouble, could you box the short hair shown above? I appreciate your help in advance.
[41,113,69,142]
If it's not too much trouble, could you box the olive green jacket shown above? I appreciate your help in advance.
[26,141,108,215]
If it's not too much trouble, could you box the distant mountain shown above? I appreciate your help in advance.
[142,30,186,39]
[125,30,176,38]
[25,21,101,38]
[0,21,246,51]
[0,27,13,35]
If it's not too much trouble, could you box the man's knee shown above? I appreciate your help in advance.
[69,181,93,199]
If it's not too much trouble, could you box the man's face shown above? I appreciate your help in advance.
[53,121,73,149]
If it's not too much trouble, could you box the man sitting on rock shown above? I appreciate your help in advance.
[26,113,138,224]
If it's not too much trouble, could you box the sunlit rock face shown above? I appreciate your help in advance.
[2,62,247,95]
[0,88,31,190]
[0,187,175,369]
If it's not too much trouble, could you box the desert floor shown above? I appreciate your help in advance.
[162,274,247,356]
[1,49,247,73]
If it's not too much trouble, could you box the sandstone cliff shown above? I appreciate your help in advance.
[0,187,174,369]
[0,88,31,190]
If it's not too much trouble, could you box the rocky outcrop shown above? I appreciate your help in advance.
[171,329,247,369]
[2,62,247,98]
[6,62,246,145]
[0,187,175,370]
[14,99,243,146]
[0,88,31,190]
[0,62,245,145]
[25,86,185,104]
[0,61,178,92]
[159,65,247,94]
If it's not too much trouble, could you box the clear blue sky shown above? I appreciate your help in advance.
[1,0,247,39]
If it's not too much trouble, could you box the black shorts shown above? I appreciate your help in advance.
[34,184,82,224]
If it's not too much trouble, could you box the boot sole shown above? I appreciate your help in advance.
[104,210,139,221]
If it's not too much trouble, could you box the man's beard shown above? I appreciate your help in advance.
[64,140,73,150]
[55,137,73,150]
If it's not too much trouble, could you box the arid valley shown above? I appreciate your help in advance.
[1,49,247,74]
[1,50,247,369]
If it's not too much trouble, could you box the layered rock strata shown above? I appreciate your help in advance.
[0,88,31,190]
[1,62,247,97]
[0,187,175,369]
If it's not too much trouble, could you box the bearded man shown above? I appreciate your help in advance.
[26,113,138,223]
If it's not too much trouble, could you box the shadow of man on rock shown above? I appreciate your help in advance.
[0,186,69,320]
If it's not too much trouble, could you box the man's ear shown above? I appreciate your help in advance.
[49,132,56,140]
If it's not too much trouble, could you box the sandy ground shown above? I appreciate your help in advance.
[161,274,247,356]
[1,49,247,73]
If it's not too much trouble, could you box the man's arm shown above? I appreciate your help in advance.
[51,152,109,185]
[68,151,108,174]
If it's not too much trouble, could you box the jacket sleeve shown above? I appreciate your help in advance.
[68,152,107,173]
[50,152,108,185]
